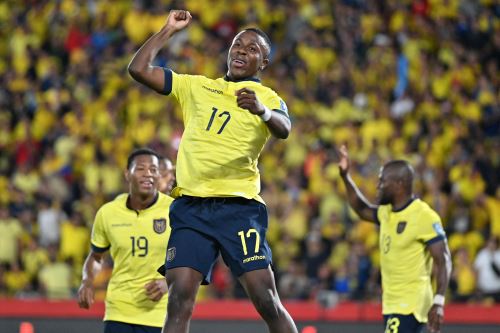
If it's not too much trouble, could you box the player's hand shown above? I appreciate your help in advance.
[427,304,444,333]
[236,88,266,116]
[77,280,94,309]
[337,144,350,175]
[164,10,192,33]
[145,279,168,302]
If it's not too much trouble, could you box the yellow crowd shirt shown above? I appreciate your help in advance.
[375,198,446,323]
[163,69,289,201]
[91,192,173,327]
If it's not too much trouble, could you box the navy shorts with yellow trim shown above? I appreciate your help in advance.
[383,314,425,333]
[164,195,272,284]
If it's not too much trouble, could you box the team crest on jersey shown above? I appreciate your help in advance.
[166,247,176,262]
[153,218,167,234]
[396,221,407,234]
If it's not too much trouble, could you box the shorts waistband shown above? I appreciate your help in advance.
[180,195,253,204]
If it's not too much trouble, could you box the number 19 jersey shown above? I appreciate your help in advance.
[164,70,289,201]
[91,193,173,327]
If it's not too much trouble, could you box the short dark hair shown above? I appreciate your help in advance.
[242,27,271,57]
[127,148,160,170]
[383,160,414,191]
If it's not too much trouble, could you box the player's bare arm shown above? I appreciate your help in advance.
[77,251,105,309]
[128,10,192,93]
[337,145,378,222]
[144,279,168,302]
[235,87,291,139]
[427,240,452,333]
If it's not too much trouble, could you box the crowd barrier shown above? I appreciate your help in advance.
[2,299,500,323]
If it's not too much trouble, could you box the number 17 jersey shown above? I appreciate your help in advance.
[163,69,289,201]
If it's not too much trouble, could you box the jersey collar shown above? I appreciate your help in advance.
[223,74,261,83]
[125,192,159,213]
[392,196,417,212]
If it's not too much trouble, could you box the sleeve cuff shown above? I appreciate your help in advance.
[91,243,110,253]
[426,235,445,246]
[157,264,166,276]
[162,68,173,95]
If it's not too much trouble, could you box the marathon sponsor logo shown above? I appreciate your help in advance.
[243,255,266,263]
[202,85,223,94]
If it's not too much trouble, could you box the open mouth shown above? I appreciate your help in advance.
[232,59,246,68]
[140,180,154,189]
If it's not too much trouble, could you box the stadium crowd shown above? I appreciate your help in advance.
[0,0,499,305]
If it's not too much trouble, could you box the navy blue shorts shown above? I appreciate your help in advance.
[165,195,272,284]
[383,314,425,333]
[104,321,161,333]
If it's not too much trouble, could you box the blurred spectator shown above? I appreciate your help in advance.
[474,237,500,302]
[332,263,350,299]
[278,258,310,300]
[302,225,330,283]
[21,238,49,291]
[37,198,66,247]
[59,211,89,268]
[450,247,476,302]
[3,260,30,297]
[38,244,73,300]
[477,193,500,238]
[350,241,373,300]
[0,263,7,296]
[0,205,22,265]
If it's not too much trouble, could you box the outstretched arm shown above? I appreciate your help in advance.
[128,10,192,93]
[337,145,378,222]
[427,240,452,333]
[236,88,291,139]
[77,251,105,309]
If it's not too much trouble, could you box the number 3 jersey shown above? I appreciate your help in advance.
[375,198,446,323]
[163,69,289,201]
[90,192,173,327]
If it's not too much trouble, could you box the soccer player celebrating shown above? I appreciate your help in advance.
[336,145,451,333]
[77,148,173,333]
[128,9,297,333]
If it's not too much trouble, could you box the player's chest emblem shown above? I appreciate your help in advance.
[396,221,407,234]
[153,218,167,234]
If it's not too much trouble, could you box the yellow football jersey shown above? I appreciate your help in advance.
[376,198,446,323]
[91,192,173,327]
[164,70,289,201]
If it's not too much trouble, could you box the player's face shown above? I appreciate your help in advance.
[377,168,396,205]
[127,154,160,197]
[227,31,269,79]
[158,159,175,194]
